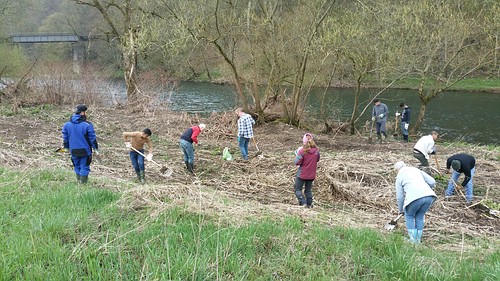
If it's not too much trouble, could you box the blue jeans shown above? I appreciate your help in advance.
[404,196,435,230]
[129,149,145,173]
[71,155,91,176]
[238,137,250,160]
[446,168,475,202]
[180,139,195,164]
[294,177,313,206]
[376,121,387,135]
[401,122,409,136]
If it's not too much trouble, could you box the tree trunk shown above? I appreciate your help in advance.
[349,77,362,135]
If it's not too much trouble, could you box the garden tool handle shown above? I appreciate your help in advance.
[130,146,161,167]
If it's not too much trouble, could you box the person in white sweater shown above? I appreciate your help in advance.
[394,161,437,244]
[412,131,438,173]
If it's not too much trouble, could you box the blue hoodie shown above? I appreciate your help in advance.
[62,114,98,157]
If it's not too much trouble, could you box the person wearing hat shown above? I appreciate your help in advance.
[123,128,153,184]
[294,133,313,155]
[371,99,389,143]
[62,104,99,184]
[394,161,437,244]
[180,124,206,174]
[294,138,320,208]
[235,108,255,160]
[445,153,476,203]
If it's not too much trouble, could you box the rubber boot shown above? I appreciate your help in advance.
[185,161,189,170]
[377,134,382,143]
[187,163,194,174]
[76,174,81,184]
[416,230,423,244]
[407,229,417,244]
[80,176,88,184]
[403,134,408,142]
[136,171,141,181]
[139,171,145,184]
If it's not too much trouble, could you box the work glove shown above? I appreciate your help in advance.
[395,112,401,117]
[371,116,375,121]
[399,211,404,215]
[237,136,241,142]
[57,147,69,153]
[430,146,436,155]
[146,153,153,162]
[94,149,100,156]
[378,114,384,118]
[404,123,409,130]
[125,142,131,149]
[445,169,450,174]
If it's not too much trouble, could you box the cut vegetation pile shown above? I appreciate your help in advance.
[0,105,498,250]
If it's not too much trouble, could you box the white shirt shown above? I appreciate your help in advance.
[413,135,435,159]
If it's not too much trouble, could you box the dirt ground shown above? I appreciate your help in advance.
[0,105,499,251]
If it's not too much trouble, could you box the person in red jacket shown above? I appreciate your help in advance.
[179,124,206,174]
[293,139,320,208]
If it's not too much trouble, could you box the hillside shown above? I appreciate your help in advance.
[0,105,498,251]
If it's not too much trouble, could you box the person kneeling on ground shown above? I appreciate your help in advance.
[123,128,153,184]
[394,161,437,244]
[293,139,320,208]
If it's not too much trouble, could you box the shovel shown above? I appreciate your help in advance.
[130,147,172,177]
[368,119,375,143]
[384,213,403,231]
[252,137,263,157]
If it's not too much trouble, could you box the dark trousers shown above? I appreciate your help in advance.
[294,177,313,206]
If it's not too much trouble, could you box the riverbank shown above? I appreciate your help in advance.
[1,104,499,278]
[206,76,500,93]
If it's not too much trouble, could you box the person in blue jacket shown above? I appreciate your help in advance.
[62,104,99,184]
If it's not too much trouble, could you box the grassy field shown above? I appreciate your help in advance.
[389,77,500,93]
[1,167,498,280]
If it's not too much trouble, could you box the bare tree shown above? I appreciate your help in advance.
[71,0,146,102]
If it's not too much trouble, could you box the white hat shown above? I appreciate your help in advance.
[394,161,406,170]
[199,124,206,130]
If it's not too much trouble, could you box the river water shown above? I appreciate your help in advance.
[159,82,498,145]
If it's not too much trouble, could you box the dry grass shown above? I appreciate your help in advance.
[1,105,498,250]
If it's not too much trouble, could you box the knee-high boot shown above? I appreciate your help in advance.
[416,230,423,244]
[407,229,418,244]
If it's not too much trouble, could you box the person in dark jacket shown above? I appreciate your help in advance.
[445,153,476,203]
[62,104,99,184]
[293,139,320,208]
[179,124,206,174]
[396,102,411,142]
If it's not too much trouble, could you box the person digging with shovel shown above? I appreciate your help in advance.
[179,123,206,174]
[394,161,437,244]
[62,104,99,185]
[413,131,438,174]
[445,153,476,203]
[123,128,153,184]
[235,108,255,161]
